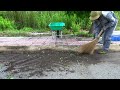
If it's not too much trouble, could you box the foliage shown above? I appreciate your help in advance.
[0,11,91,30]
[114,11,120,30]
[0,11,120,37]
[0,16,15,30]
[75,31,93,37]
[20,27,33,31]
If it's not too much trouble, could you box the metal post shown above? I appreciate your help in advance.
[57,30,59,38]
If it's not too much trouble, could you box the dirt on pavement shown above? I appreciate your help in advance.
[0,49,120,79]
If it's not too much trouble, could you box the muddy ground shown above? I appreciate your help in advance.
[0,49,120,79]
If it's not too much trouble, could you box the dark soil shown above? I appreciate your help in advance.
[0,49,119,78]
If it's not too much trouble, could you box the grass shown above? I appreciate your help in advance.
[75,31,94,37]
[0,30,29,37]
[0,11,120,33]
[0,29,94,37]
[0,28,50,37]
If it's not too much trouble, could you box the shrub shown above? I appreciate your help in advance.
[0,16,15,30]
[75,31,93,37]
[20,27,33,31]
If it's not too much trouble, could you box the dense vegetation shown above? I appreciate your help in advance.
[0,11,119,37]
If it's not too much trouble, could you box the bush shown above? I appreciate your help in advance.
[114,11,120,30]
[75,31,93,37]
[71,22,80,34]
[20,27,33,31]
[62,28,70,34]
[0,16,15,30]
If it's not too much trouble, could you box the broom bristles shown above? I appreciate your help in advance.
[78,29,104,54]
[78,38,99,54]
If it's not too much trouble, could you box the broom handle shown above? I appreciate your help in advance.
[97,29,104,39]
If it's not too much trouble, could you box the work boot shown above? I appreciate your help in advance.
[98,50,108,54]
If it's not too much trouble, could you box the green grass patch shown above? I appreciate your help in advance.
[75,31,94,37]
[0,28,50,37]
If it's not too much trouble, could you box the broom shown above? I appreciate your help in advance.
[78,29,104,54]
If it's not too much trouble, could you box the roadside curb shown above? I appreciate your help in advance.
[0,44,120,53]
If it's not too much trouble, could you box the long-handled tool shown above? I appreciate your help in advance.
[78,29,104,54]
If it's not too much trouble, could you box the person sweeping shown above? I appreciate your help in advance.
[90,11,118,54]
